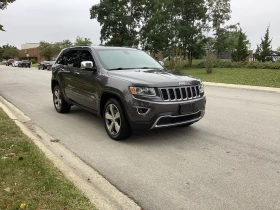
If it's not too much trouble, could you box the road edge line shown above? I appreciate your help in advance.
[0,96,142,210]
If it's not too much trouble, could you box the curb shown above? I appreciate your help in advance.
[0,96,142,210]
[204,82,280,93]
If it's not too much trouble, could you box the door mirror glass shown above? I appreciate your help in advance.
[81,61,94,69]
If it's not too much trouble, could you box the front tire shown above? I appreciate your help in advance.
[53,85,71,113]
[103,98,132,140]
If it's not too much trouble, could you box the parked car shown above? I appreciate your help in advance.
[5,59,14,66]
[12,61,21,67]
[18,60,31,68]
[51,46,206,140]
[1,60,7,64]
[47,61,55,70]
[38,61,54,70]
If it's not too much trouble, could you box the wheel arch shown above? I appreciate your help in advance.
[99,91,128,119]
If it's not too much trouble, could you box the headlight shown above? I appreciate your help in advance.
[199,82,204,93]
[130,87,156,96]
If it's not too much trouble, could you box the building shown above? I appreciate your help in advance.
[21,43,40,50]
[18,43,57,62]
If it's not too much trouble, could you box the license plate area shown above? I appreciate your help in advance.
[179,103,195,115]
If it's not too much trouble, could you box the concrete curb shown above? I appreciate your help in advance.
[0,96,142,210]
[204,82,280,93]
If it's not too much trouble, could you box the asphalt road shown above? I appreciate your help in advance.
[1,66,280,210]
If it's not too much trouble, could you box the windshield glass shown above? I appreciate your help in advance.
[95,49,163,70]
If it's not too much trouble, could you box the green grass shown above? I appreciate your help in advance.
[0,62,4,65]
[181,68,280,88]
[0,108,96,210]
[31,63,38,68]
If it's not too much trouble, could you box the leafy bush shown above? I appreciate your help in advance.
[193,59,280,70]
[30,59,37,64]
[205,53,216,74]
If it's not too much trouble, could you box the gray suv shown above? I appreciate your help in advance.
[51,46,206,140]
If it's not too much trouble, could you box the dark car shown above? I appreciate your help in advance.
[5,59,14,66]
[18,60,31,68]
[51,46,206,140]
[38,61,54,70]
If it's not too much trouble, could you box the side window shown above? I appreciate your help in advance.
[66,50,81,68]
[56,51,66,65]
[80,50,96,67]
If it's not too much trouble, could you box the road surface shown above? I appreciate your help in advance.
[0,66,280,210]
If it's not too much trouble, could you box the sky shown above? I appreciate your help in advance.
[0,0,280,50]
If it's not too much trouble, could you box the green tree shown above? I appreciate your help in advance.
[207,0,231,31]
[140,0,175,54]
[90,0,141,47]
[213,24,239,58]
[74,36,92,45]
[56,39,72,49]
[255,26,272,62]
[1,0,17,31]
[277,46,280,52]
[1,44,18,59]
[231,30,249,62]
[39,41,60,61]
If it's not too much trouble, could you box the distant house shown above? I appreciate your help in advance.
[271,51,280,62]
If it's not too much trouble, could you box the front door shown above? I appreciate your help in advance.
[72,50,99,111]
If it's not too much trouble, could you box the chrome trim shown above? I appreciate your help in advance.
[159,85,200,102]
[151,110,203,129]
[135,107,151,115]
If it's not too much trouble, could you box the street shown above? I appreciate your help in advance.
[0,66,280,210]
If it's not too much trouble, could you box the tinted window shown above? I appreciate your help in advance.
[95,49,163,70]
[56,51,66,65]
[80,50,95,67]
[66,50,80,68]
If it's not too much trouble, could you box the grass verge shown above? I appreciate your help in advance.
[181,68,280,88]
[0,108,96,210]
[31,63,38,68]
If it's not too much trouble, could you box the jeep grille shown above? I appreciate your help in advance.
[160,85,200,101]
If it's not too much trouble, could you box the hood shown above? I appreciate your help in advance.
[108,69,199,87]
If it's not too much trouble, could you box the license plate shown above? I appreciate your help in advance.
[180,103,195,115]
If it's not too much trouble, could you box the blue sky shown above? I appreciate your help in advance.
[0,0,279,50]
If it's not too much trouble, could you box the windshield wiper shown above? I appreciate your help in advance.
[108,67,131,70]
[108,67,164,70]
[138,67,164,70]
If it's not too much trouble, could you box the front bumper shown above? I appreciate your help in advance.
[126,95,206,131]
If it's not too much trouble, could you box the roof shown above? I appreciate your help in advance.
[67,45,139,50]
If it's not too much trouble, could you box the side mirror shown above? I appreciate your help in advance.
[158,61,164,67]
[81,61,96,71]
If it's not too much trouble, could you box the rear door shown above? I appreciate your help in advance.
[62,49,82,103]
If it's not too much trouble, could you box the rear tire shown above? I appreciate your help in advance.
[53,85,71,113]
[103,98,132,140]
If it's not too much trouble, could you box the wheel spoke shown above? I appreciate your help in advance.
[109,104,115,117]
[114,121,120,133]
[55,90,59,98]
[105,113,113,120]
[115,111,120,119]
[109,122,114,132]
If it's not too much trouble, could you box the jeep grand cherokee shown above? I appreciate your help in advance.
[51,46,206,140]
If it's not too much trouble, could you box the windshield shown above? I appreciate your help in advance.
[95,49,163,70]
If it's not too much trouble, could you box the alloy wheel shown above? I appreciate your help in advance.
[105,104,121,135]
[54,89,62,110]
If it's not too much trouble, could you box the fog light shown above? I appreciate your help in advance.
[137,107,150,115]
